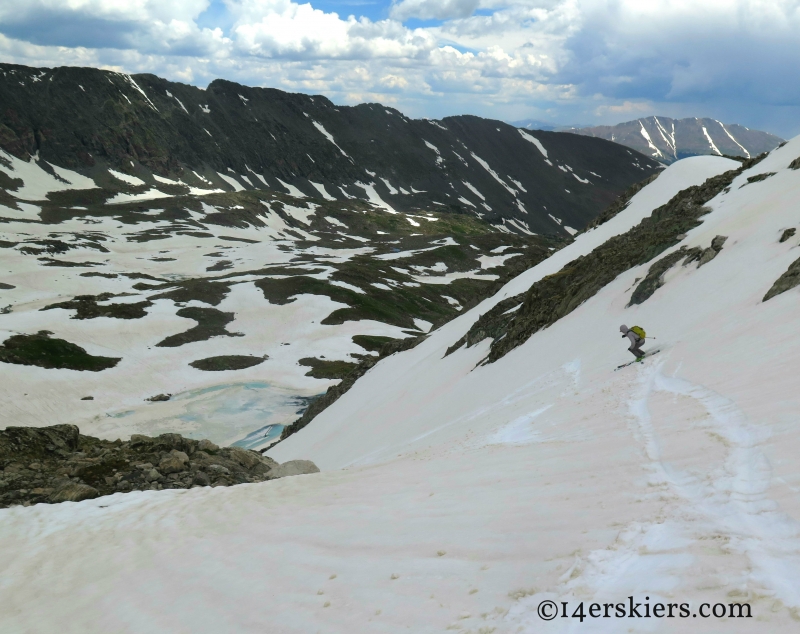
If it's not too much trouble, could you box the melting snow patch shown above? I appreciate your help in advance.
[702,126,722,155]
[217,172,244,192]
[309,181,336,201]
[564,225,578,236]
[0,150,97,200]
[200,104,210,114]
[572,173,590,184]
[325,216,347,228]
[506,218,535,235]
[716,120,750,158]
[458,196,476,208]
[282,203,317,226]
[413,318,432,333]
[639,121,664,159]
[356,182,396,213]
[518,129,553,165]
[120,73,158,111]
[330,280,365,294]
[462,181,485,200]
[508,177,527,192]
[478,253,521,269]
[108,169,145,187]
[106,190,172,205]
[469,153,517,195]
[276,179,306,198]
[165,91,188,113]
[379,178,399,195]
[312,121,350,158]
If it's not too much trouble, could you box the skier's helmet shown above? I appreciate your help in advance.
[619,324,628,334]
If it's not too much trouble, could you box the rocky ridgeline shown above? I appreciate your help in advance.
[0,424,318,508]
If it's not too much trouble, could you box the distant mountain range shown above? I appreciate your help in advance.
[0,63,662,237]
[512,116,784,164]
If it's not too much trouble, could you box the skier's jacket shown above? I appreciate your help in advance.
[620,324,644,348]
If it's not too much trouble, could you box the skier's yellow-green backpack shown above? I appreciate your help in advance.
[631,326,646,339]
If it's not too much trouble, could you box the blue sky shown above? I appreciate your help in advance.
[0,0,798,138]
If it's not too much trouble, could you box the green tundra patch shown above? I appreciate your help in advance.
[298,357,359,380]
[156,307,242,347]
[189,355,267,371]
[0,331,120,371]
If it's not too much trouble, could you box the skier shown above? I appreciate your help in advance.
[620,324,646,361]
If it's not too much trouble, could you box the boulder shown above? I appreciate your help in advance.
[270,460,320,478]
[153,433,196,454]
[158,453,187,474]
[197,439,219,453]
[48,483,99,503]
[227,447,261,470]
[697,247,718,267]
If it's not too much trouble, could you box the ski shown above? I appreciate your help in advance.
[615,349,661,370]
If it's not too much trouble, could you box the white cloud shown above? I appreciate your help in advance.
[229,0,436,60]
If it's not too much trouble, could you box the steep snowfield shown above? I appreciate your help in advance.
[4,147,800,632]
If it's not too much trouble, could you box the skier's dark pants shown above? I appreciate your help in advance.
[629,341,645,358]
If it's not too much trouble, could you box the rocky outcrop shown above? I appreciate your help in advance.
[0,425,319,508]
[764,256,800,302]
[627,235,726,305]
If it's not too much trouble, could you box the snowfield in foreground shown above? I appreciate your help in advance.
[4,144,800,632]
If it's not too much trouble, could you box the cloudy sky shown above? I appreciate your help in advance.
[1,0,798,137]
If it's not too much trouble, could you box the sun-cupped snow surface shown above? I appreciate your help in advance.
[9,147,800,632]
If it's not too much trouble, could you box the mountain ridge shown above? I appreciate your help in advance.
[0,62,662,237]
[571,115,783,164]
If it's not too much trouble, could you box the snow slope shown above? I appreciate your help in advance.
[4,146,800,632]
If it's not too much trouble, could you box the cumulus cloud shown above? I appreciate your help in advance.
[228,0,436,60]
[0,0,797,137]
